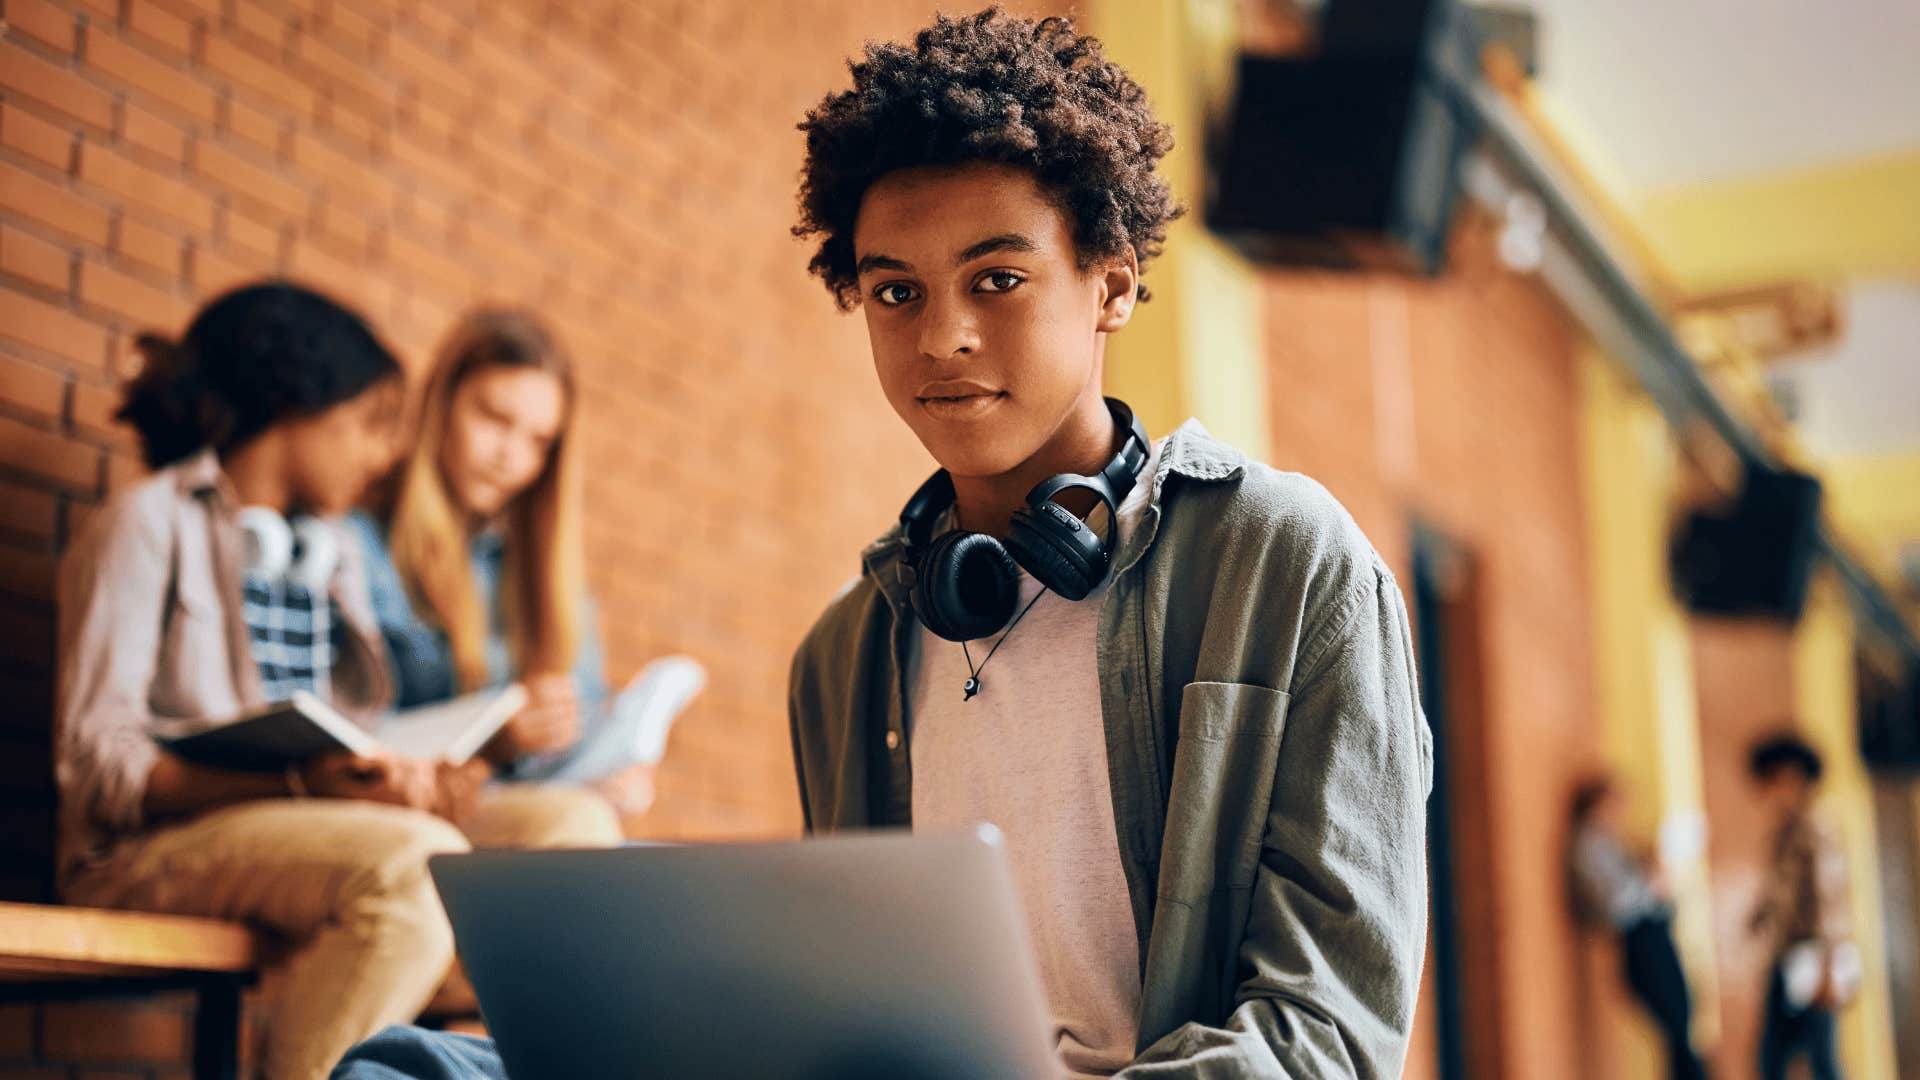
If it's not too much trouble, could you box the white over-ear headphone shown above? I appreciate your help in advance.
[236,507,339,589]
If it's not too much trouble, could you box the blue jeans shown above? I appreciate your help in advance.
[1760,962,1842,1080]
[332,1027,504,1080]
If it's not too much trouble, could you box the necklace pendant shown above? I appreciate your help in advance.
[963,677,980,701]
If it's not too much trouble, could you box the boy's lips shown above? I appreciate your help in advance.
[917,389,1008,421]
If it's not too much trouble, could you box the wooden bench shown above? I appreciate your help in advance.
[0,902,261,1080]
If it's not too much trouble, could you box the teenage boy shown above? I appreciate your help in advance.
[784,10,1430,1077]
[335,9,1430,1079]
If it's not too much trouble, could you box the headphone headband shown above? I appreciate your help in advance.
[899,397,1149,550]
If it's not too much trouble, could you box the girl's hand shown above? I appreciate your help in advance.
[483,675,580,764]
[303,752,438,810]
[434,758,493,826]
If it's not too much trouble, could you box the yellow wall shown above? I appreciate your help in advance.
[1084,0,1270,454]
[1638,150,1920,290]
[1794,572,1901,1080]
[1579,350,1722,1067]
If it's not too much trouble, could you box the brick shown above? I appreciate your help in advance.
[1,161,110,244]
[406,2,468,47]
[79,259,185,327]
[42,997,190,1061]
[289,130,391,210]
[292,32,398,117]
[189,240,270,293]
[122,101,191,162]
[220,91,283,153]
[0,412,96,490]
[202,35,315,116]
[0,223,72,293]
[384,28,469,111]
[323,1,383,50]
[0,101,74,169]
[78,143,217,231]
[311,198,368,250]
[116,214,182,276]
[127,0,197,55]
[230,0,288,48]
[104,445,144,489]
[194,137,309,218]
[322,94,376,145]
[84,27,220,123]
[0,288,112,368]
[0,40,115,129]
[70,377,134,445]
[221,204,277,257]
[3,0,78,55]
[0,477,58,540]
[0,352,65,418]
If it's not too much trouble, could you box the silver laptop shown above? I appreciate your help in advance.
[428,826,1057,1079]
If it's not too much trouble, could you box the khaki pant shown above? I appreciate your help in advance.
[65,786,621,1080]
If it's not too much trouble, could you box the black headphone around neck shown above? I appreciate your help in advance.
[899,397,1151,642]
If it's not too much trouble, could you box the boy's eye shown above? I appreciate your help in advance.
[976,271,1025,294]
[873,282,920,307]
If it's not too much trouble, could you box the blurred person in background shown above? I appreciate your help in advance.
[1748,733,1857,1080]
[1567,773,1706,1080]
[55,282,472,1080]
[348,308,691,828]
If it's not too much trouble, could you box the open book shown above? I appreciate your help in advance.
[156,685,528,773]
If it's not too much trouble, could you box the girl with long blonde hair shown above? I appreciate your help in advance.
[350,309,686,813]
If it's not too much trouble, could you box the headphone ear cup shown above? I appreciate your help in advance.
[912,531,1021,642]
[1006,507,1108,601]
[287,517,340,590]
[237,506,294,579]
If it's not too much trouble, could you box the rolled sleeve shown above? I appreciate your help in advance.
[54,496,172,842]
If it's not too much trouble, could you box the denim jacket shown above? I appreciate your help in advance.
[789,420,1433,1078]
[345,511,608,779]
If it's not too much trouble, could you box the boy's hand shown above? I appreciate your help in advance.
[483,675,580,764]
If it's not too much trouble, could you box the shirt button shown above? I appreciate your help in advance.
[885,730,901,751]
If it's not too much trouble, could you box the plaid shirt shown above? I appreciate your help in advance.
[241,572,340,702]
[1751,804,1852,952]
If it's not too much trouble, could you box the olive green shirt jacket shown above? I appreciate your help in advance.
[789,420,1433,1078]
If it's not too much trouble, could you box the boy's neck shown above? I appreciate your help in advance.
[221,439,293,514]
[950,391,1118,537]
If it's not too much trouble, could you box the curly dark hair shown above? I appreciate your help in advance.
[118,281,400,468]
[795,8,1182,309]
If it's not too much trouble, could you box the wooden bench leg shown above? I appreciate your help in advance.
[192,977,244,1080]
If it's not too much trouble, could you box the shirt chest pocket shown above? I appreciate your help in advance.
[1159,681,1289,904]
[154,564,240,721]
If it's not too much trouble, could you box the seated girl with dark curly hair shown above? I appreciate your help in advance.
[336,9,1430,1078]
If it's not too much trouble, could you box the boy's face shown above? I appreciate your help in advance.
[852,162,1134,480]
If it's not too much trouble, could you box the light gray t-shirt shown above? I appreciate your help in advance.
[907,440,1160,1078]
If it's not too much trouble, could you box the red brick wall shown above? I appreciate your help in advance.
[1261,220,1607,1078]
[0,0,1022,1073]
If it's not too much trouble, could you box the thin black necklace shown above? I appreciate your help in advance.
[959,589,1046,701]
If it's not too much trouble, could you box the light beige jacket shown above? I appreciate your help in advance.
[53,450,391,887]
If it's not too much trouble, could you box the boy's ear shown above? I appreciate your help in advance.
[1096,245,1140,333]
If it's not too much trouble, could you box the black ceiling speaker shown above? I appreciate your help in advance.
[1859,655,1920,772]
[1670,463,1825,621]
[1208,0,1491,274]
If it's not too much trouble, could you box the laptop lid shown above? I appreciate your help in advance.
[429,826,1057,1079]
